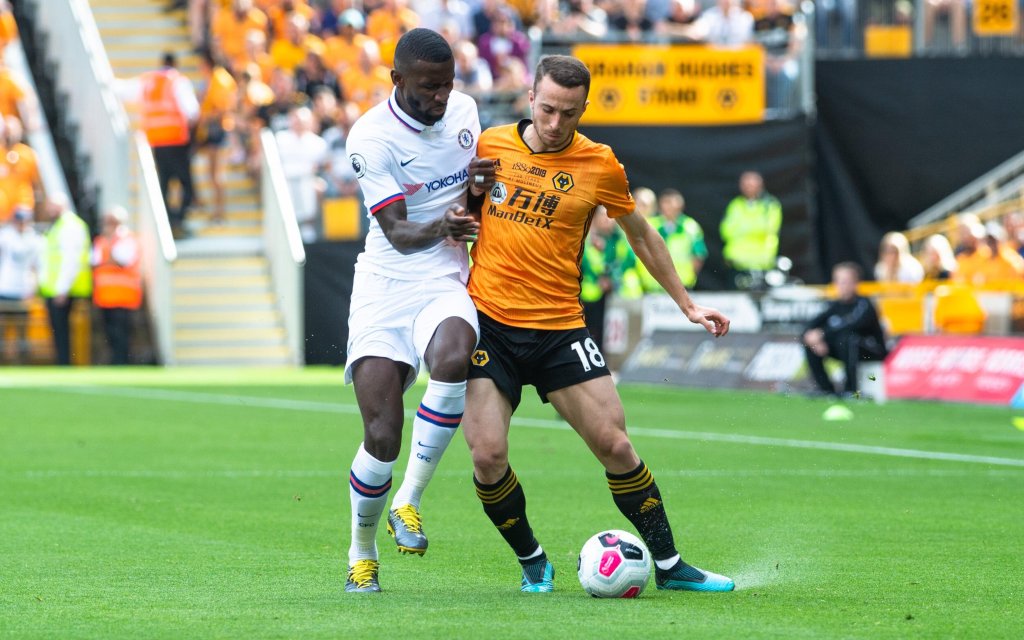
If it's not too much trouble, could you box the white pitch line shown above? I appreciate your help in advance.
[47,385,1024,468]
[12,467,1023,480]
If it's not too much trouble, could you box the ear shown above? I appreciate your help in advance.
[391,69,402,89]
[581,99,590,115]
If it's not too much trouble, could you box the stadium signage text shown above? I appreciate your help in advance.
[574,44,765,126]
[885,335,1024,407]
[973,0,1019,36]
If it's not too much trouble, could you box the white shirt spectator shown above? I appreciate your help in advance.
[0,220,41,299]
[692,0,754,45]
[276,108,330,242]
[414,0,476,39]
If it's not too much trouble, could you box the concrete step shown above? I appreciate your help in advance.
[173,293,276,308]
[104,40,194,53]
[191,193,260,208]
[99,25,190,37]
[110,63,199,77]
[173,236,264,257]
[191,224,262,238]
[172,274,270,289]
[90,0,168,7]
[91,5,186,16]
[174,310,279,325]
[172,344,291,364]
[175,327,286,342]
[173,256,268,271]
[106,52,200,67]
[93,16,187,29]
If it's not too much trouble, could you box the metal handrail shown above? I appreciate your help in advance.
[904,194,1024,245]
[908,148,1024,229]
[133,132,177,364]
[259,128,306,366]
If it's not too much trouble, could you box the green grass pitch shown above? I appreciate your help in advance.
[2,367,1022,639]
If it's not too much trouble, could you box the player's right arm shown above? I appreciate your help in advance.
[376,201,479,251]
[617,211,729,337]
[348,132,478,253]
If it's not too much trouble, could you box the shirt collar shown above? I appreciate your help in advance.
[387,88,449,136]
[388,89,426,133]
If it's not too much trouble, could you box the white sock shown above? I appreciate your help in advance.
[348,443,395,563]
[655,554,681,571]
[390,379,465,510]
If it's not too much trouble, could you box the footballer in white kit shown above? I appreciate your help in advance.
[342,28,496,594]
[345,86,480,386]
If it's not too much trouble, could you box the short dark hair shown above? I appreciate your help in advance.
[393,28,452,73]
[533,55,590,97]
[833,261,863,280]
[161,51,177,68]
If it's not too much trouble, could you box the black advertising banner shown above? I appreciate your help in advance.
[620,331,816,392]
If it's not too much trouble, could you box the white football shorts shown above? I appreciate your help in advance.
[345,270,480,390]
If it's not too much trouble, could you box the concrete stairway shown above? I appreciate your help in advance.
[91,0,293,366]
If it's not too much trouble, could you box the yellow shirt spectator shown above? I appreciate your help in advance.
[0,9,18,50]
[200,65,238,133]
[212,4,269,71]
[0,142,39,222]
[0,67,26,118]
[269,33,325,72]
[267,0,316,40]
[366,2,419,43]
[324,32,373,74]
[339,62,392,113]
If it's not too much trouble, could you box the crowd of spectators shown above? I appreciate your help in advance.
[173,0,810,200]
[871,212,1024,289]
[0,3,46,363]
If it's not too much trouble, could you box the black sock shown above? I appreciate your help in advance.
[474,466,541,562]
[606,461,677,561]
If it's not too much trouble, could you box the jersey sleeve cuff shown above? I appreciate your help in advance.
[369,193,405,214]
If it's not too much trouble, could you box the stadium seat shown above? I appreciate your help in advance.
[877,295,926,335]
[933,284,987,334]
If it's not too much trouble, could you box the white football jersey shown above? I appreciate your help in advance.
[347,88,480,282]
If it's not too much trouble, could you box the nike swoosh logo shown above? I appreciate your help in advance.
[417,441,438,449]
[400,156,416,167]
[357,512,379,518]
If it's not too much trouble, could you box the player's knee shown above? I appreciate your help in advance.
[363,421,403,462]
[594,430,635,466]
[470,441,508,479]
[428,351,471,383]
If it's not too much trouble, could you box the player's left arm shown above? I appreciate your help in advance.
[617,211,730,337]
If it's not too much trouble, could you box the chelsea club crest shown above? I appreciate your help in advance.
[457,128,474,149]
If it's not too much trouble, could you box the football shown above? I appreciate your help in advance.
[577,529,652,598]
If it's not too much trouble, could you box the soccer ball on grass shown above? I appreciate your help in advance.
[577,529,652,598]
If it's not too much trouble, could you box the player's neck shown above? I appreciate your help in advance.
[523,123,560,153]
[522,123,543,153]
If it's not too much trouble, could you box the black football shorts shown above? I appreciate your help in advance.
[468,311,610,410]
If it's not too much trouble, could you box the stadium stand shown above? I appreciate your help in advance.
[6,0,1024,371]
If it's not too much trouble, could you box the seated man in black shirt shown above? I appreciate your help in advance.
[802,262,888,397]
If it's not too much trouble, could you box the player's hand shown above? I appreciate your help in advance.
[441,204,480,243]
[468,156,496,196]
[803,328,828,356]
[686,304,730,338]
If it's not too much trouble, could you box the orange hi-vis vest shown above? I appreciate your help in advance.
[140,69,190,147]
[92,232,143,310]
